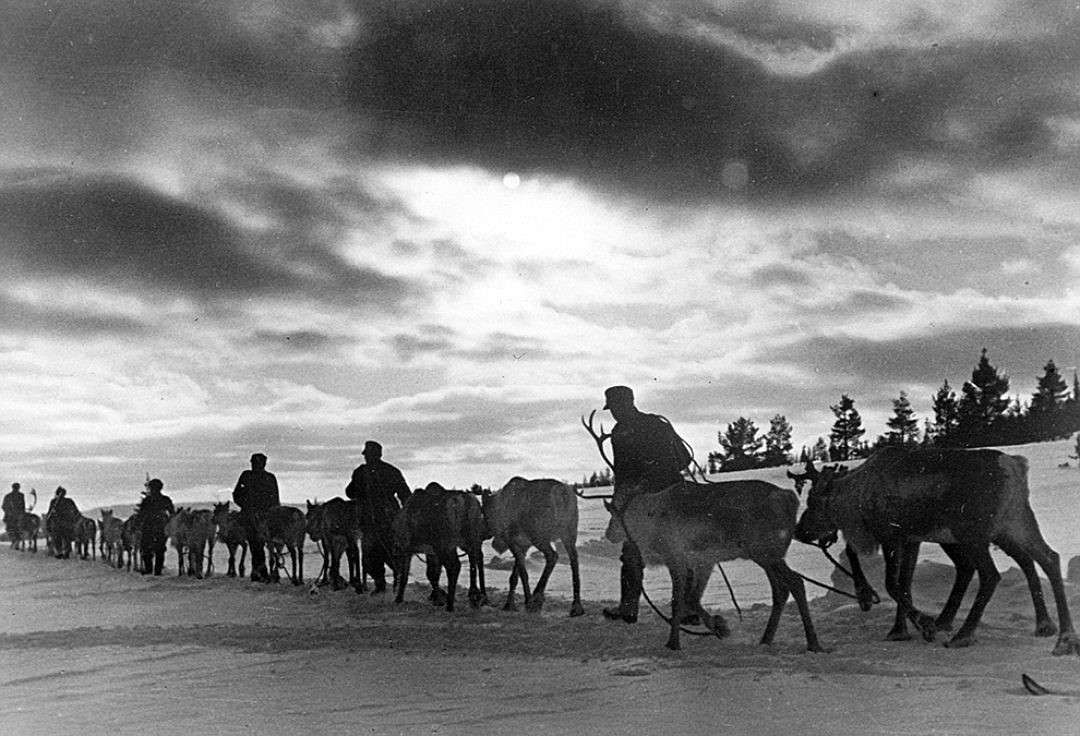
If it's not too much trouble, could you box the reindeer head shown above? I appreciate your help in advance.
[793,463,844,546]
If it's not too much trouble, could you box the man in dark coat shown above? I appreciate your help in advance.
[2,482,26,543]
[233,452,280,583]
[600,385,692,624]
[346,441,409,594]
[137,478,175,575]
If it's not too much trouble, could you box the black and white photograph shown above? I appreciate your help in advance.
[2,1,1080,733]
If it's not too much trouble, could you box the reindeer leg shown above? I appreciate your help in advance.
[896,541,937,642]
[666,566,687,651]
[443,549,461,613]
[935,543,974,632]
[509,544,531,611]
[778,561,826,652]
[503,561,521,611]
[527,541,558,613]
[844,544,879,612]
[565,537,585,617]
[945,543,999,648]
[882,542,914,641]
[1017,534,1080,656]
[995,537,1055,637]
[393,554,410,604]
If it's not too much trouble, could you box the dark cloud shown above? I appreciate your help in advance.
[0,294,151,338]
[749,264,812,289]
[0,172,412,307]
[388,329,457,362]
[342,0,1080,199]
[251,330,343,353]
[759,323,1080,391]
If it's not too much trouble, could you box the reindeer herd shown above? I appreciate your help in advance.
[5,442,1080,659]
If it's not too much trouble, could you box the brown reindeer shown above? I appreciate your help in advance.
[99,510,123,566]
[261,505,306,585]
[212,502,247,578]
[606,479,825,653]
[185,509,216,579]
[306,498,362,592]
[795,446,1080,655]
[789,461,1059,641]
[119,512,142,572]
[392,482,489,612]
[165,508,193,576]
[74,515,97,560]
[482,477,583,616]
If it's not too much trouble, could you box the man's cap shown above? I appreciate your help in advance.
[603,385,634,409]
[362,440,383,455]
[11,482,19,490]
[145,478,163,491]
[250,452,267,464]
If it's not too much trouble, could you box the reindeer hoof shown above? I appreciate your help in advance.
[665,638,681,651]
[886,630,913,642]
[1035,620,1058,638]
[569,602,585,618]
[944,632,976,648]
[1051,633,1080,656]
[525,593,545,613]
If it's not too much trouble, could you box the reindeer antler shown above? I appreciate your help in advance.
[581,409,615,472]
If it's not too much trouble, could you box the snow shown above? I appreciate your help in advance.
[2,439,1080,734]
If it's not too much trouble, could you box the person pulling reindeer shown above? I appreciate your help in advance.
[138,478,175,575]
[233,452,280,583]
[589,385,694,624]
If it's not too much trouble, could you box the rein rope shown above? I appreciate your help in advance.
[607,497,737,638]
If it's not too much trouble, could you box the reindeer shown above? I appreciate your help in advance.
[306,498,362,592]
[99,510,124,566]
[74,514,97,560]
[165,508,193,576]
[795,446,1080,655]
[481,477,584,616]
[605,478,824,652]
[392,483,489,612]
[260,505,306,585]
[789,461,1059,641]
[120,512,142,572]
[212,502,247,578]
[185,509,216,579]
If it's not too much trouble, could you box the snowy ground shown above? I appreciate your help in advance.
[2,542,1080,735]
[3,439,1080,735]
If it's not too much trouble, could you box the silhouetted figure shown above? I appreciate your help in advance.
[600,386,691,624]
[138,478,175,575]
[346,441,409,595]
[233,453,280,583]
[2,483,26,541]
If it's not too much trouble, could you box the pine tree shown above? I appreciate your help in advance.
[930,379,960,446]
[885,391,920,445]
[1030,360,1070,440]
[717,417,763,471]
[762,415,794,467]
[956,348,1010,447]
[812,437,829,461]
[829,395,865,461]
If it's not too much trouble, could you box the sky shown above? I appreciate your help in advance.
[1,0,1079,507]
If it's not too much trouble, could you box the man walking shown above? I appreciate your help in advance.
[138,478,175,575]
[346,441,409,595]
[233,453,280,583]
[600,385,692,623]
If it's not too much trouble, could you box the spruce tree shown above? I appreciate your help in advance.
[717,417,763,471]
[885,391,920,445]
[763,415,794,467]
[956,348,1010,446]
[1029,360,1070,440]
[930,379,960,446]
[829,395,865,461]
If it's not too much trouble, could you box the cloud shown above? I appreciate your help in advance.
[0,172,413,308]
[761,322,1080,391]
[341,0,1080,199]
